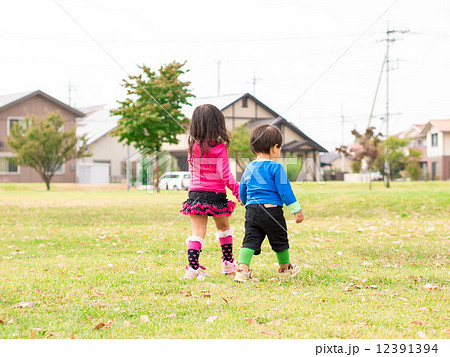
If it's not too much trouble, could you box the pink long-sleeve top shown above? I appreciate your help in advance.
[188,141,240,200]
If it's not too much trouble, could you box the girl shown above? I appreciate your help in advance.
[181,104,240,279]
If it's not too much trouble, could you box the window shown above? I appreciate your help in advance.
[0,157,19,174]
[184,174,190,179]
[431,133,438,147]
[7,117,27,135]
[417,140,423,147]
[242,97,248,108]
[431,162,438,180]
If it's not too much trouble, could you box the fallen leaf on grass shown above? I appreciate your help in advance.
[140,315,150,323]
[418,331,429,339]
[410,320,425,325]
[205,315,219,323]
[268,320,283,326]
[105,318,115,329]
[179,289,192,297]
[14,301,35,308]
[165,313,177,319]
[221,297,229,304]
[267,278,278,282]
[261,330,278,336]
[92,290,103,296]
[244,317,259,327]
[46,332,60,338]
[422,283,441,290]
[93,323,105,330]
[200,290,211,298]
[71,333,75,339]
[29,332,36,339]
[56,255,66,259]
[121,295,129,301]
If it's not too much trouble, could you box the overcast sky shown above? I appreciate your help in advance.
[1,0,450,150]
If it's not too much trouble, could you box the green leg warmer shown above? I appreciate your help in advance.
[276,249,290,265]
[238,247,255,266]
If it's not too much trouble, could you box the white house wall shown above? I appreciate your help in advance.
[426,126,444,157]
[80,134,139,182]
[443,132,450,156]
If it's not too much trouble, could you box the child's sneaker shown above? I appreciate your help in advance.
[184,266,210,280]
[222,259,238,275]
[234,269,258,283]
[278,263,300,278]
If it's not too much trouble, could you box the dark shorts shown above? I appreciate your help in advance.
[242,204,289,254]
[181,190,236,217]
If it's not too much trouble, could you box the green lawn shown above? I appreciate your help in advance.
[0,181,448,338]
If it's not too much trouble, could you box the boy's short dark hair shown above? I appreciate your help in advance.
[249,124,283,154]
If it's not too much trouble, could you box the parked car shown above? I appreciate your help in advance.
[158,171,190,191]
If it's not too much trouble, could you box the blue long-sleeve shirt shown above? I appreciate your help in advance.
[239,159,302,214]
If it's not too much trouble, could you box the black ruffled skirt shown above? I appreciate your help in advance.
[181,190,236,217]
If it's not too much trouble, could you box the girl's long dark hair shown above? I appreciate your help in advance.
[188,104,231,158]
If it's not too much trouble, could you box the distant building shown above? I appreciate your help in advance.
[419,120,450,180]
[320,151,354,180]
[76,105,138,184]
[0,90,84,183]
[161,93,327,180]
[75,93,328,183]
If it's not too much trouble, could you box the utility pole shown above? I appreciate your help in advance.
[68,81,73,106]
[68,81,78,107]
[382,23,409,188]
[252,71,261,96]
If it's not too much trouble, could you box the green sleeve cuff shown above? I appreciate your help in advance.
[287,201,302,214]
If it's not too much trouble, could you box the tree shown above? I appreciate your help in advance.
[228,125,254,171]
[7,111,90,190]
[337,127,383,190]
[405,148,421,180]
[111,61,194,192]
[375,137,408,180]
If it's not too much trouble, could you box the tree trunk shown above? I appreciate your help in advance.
[45,178,51,191]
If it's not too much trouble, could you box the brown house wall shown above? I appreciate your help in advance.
[425,156,450,181]
[0,94,79,183]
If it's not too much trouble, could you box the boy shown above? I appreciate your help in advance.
[235,124,304,282]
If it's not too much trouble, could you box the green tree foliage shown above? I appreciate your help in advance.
[111,62,194,150]
[228,125,255,171]
[351,160,361,173]
[375,137,408,179]
[111,61,194,191]
[405,148,421,181]
[7,111,90,190]
[337,127,383,189]
[284,152,303,181]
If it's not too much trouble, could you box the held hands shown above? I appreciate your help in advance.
[294,210,304,224]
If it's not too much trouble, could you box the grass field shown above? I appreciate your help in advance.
[0,181,449,339]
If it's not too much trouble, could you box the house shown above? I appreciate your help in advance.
[419,119,450,180]
[161,93,327,180]
[75,93,327,184]
[76,105,139,184]
[0,90,84,183]
[395,124,428,178]
[320,151,354,180]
